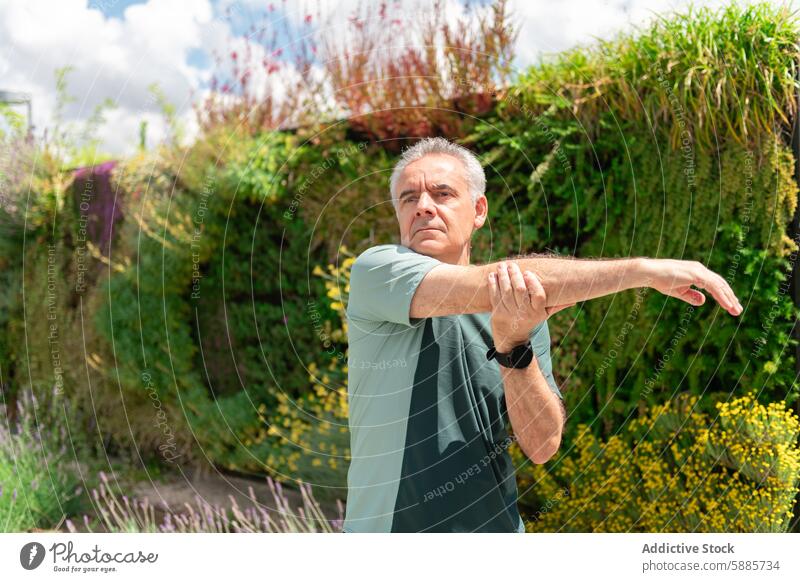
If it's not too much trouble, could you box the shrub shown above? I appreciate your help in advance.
[87,129,370,475]
[515,392,800,532]
[265,251,352,500]
[323,0,517,145]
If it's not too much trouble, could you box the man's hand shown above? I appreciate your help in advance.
[487,261,574,352]
[642,259,743,316]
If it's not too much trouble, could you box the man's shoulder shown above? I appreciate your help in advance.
[351,244,397,274]
[354,243,412,260]
[355,243,399,258]
[352,244,429,270]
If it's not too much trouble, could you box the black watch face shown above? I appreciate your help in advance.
[510,344,533,368]
[491,342,533,368]
[487,342,534,368]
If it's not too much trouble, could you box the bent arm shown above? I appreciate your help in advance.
[503,356,565,464]
[410,256,649,318]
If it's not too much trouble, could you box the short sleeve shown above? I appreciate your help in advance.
[346,244,442,327]
[530,321,562,399]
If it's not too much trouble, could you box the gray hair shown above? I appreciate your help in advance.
[389,137,486,210]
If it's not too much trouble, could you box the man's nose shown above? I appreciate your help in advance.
[415,191,436,216]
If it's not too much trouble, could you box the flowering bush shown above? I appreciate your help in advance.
[322,0,517,145]
[516,393,800,532]
[198,0,517,143]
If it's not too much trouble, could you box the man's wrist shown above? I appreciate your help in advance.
[496,349,541,375]
[630,257,655,289]
[493,336,529,353]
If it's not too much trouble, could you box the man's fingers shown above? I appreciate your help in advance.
[702,272,735,310]
[508,262,528,311]
[677,287,705,306]
[496,262,512,310]
[690,264,742,315]
[715,275,743,314]
[696,274,741,315]
[523,270,546,301]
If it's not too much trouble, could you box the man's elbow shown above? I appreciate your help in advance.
[526,435,562,465]
[526,398,566,464]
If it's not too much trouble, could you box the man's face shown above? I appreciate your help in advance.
[395,153,487,264]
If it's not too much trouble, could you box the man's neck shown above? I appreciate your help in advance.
[438,244,471,266]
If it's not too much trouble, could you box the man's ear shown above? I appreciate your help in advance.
[473,195,488,230]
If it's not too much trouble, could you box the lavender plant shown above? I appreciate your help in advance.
[0,386,85,532]
[67,471,344,533]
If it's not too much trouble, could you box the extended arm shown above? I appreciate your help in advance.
[410,256,742,319]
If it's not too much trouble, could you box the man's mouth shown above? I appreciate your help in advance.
[415,226,442,235]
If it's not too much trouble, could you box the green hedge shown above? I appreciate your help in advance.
[62,127,391,473]
[465,2,799,443]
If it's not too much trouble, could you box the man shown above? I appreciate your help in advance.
[342,137,742,533]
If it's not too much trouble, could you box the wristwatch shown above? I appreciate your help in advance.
[486,341,534,369]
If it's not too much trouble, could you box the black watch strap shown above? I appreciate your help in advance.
[486,341,534,369]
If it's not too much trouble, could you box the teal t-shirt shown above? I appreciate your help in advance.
[342,244,561,533]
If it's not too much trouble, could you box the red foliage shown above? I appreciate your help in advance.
[193,0,517,144]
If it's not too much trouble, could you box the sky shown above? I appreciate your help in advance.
[0,0,797,156]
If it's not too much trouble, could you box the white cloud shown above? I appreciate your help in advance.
[0,0,220,156]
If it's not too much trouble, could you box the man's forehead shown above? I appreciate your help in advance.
[399,154,468,186]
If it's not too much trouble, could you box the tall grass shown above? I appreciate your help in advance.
[501,2,800,150]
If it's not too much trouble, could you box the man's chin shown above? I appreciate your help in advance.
[409,239,447,257]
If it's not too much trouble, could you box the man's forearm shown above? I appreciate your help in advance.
[501,356,565,464]
[506,255,649,307]
[413,256,649,317]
